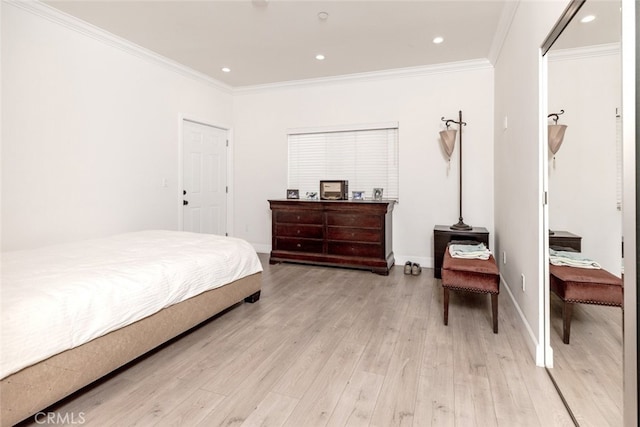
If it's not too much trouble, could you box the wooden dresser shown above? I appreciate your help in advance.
[268,199,395,275]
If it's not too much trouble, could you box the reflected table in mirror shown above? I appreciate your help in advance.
[549,230,582,252]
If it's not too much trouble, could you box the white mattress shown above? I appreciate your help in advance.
[0,230,263,380]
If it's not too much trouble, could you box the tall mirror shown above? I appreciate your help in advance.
[544,0,623,424]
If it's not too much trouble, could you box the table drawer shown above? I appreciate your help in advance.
[327,227,380,243]
[327,213,381,228]
[276,210,323,225]
[276,238,323,253]
[276,224,323,239]
[328,242,381,258]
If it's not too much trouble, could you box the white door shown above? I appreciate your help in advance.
[182,120,227,235]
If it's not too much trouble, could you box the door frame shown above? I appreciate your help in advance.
[178,115,234,235]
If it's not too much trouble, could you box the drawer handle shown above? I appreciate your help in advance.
[297,215,300,220]
[296,243,301,248]
[297,229,301,234]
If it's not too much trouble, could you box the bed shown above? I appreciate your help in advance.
[0,230,263,426]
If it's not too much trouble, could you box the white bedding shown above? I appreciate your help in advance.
[0,230,263,380]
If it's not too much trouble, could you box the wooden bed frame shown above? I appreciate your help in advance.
[0,272,261,427]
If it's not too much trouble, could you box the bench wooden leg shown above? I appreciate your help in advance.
[491,293,498,334]
[562,302,573,344]
[443,288,449,326]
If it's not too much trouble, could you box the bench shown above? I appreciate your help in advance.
[549,264,623,344]
[441,249,500,333]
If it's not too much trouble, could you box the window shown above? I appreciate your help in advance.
[288,123,399,200]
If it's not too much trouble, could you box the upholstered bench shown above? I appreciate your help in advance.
[549,264,623,344]
[441,249,500,333]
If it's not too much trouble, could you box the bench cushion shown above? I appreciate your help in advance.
[442,250,499,294]
[549,264,623,306]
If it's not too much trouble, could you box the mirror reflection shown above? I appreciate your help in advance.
[546,1,622,425]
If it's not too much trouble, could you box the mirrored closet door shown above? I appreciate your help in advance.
[543,1,623,425]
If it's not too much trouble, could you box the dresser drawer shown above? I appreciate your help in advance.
[327,213,381,228]
[275,210,323,225]
[276,238,323,253]
[276,224,323,239]
[327,227,380,243]
[328,242,381,258]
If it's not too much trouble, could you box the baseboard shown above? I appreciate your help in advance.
[500,274,545,367]
[252,243,271,255]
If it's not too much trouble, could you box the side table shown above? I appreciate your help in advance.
[433,225,490,279]
[549,230,582,252]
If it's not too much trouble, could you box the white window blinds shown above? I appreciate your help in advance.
[288,125,399,200]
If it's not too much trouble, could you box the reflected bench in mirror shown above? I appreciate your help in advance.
[549,264,623,344]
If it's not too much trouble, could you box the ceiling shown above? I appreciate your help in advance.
[43,0,621,88]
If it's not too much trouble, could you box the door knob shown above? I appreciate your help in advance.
[183,200,189,206]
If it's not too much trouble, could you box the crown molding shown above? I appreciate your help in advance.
[5,0,233,94]
[548,42,621,62]
[8,0,496,96]
[233,58,493,95]
[488,0,520,65]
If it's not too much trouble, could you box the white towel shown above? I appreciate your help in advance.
[449,243,491,260]
[549,249,601,269]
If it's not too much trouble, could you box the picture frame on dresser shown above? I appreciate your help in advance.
[319,180,349,200]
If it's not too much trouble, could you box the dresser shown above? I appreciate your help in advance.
[269,199,395,275]
[433,225,490,279]
[549,230,582,252]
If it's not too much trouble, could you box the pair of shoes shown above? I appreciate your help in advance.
[404,261,412,275]
[404,261,422,276]
[411,263,422,276]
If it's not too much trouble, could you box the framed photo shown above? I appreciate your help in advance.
[352,191,365,200]
[286,189,299,199]
[373,188,384,200]
[305,192,319,200]
[320,180,349,200]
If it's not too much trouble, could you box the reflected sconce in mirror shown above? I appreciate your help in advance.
[440,110,471,231]
[548,109,567,167]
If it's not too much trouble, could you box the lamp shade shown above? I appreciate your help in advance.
[439,129,457,158]
[548,124,567,155]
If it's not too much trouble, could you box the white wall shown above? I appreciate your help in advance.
[493,0,569,363]
[548,48,622,274]
[1,2,233,250]
[232,66,495,264]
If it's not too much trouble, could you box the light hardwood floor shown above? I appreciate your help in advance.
[20,254,573,426]
[548,294,623,427]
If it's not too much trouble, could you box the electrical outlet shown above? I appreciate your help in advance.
[521,273,526,292]
[502,251,507,265]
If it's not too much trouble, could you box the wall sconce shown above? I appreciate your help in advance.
[548,109,567,167]
[440,110,471,231]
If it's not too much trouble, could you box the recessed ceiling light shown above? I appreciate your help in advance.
[581,15,596,23]
[433,36,444,44]
[221,67,231,73]
[315,54,325,61]
[318,11,329,21]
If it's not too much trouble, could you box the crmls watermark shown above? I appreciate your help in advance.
[34,411,86,425]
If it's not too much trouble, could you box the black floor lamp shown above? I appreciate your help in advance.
[440,110,472,231]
